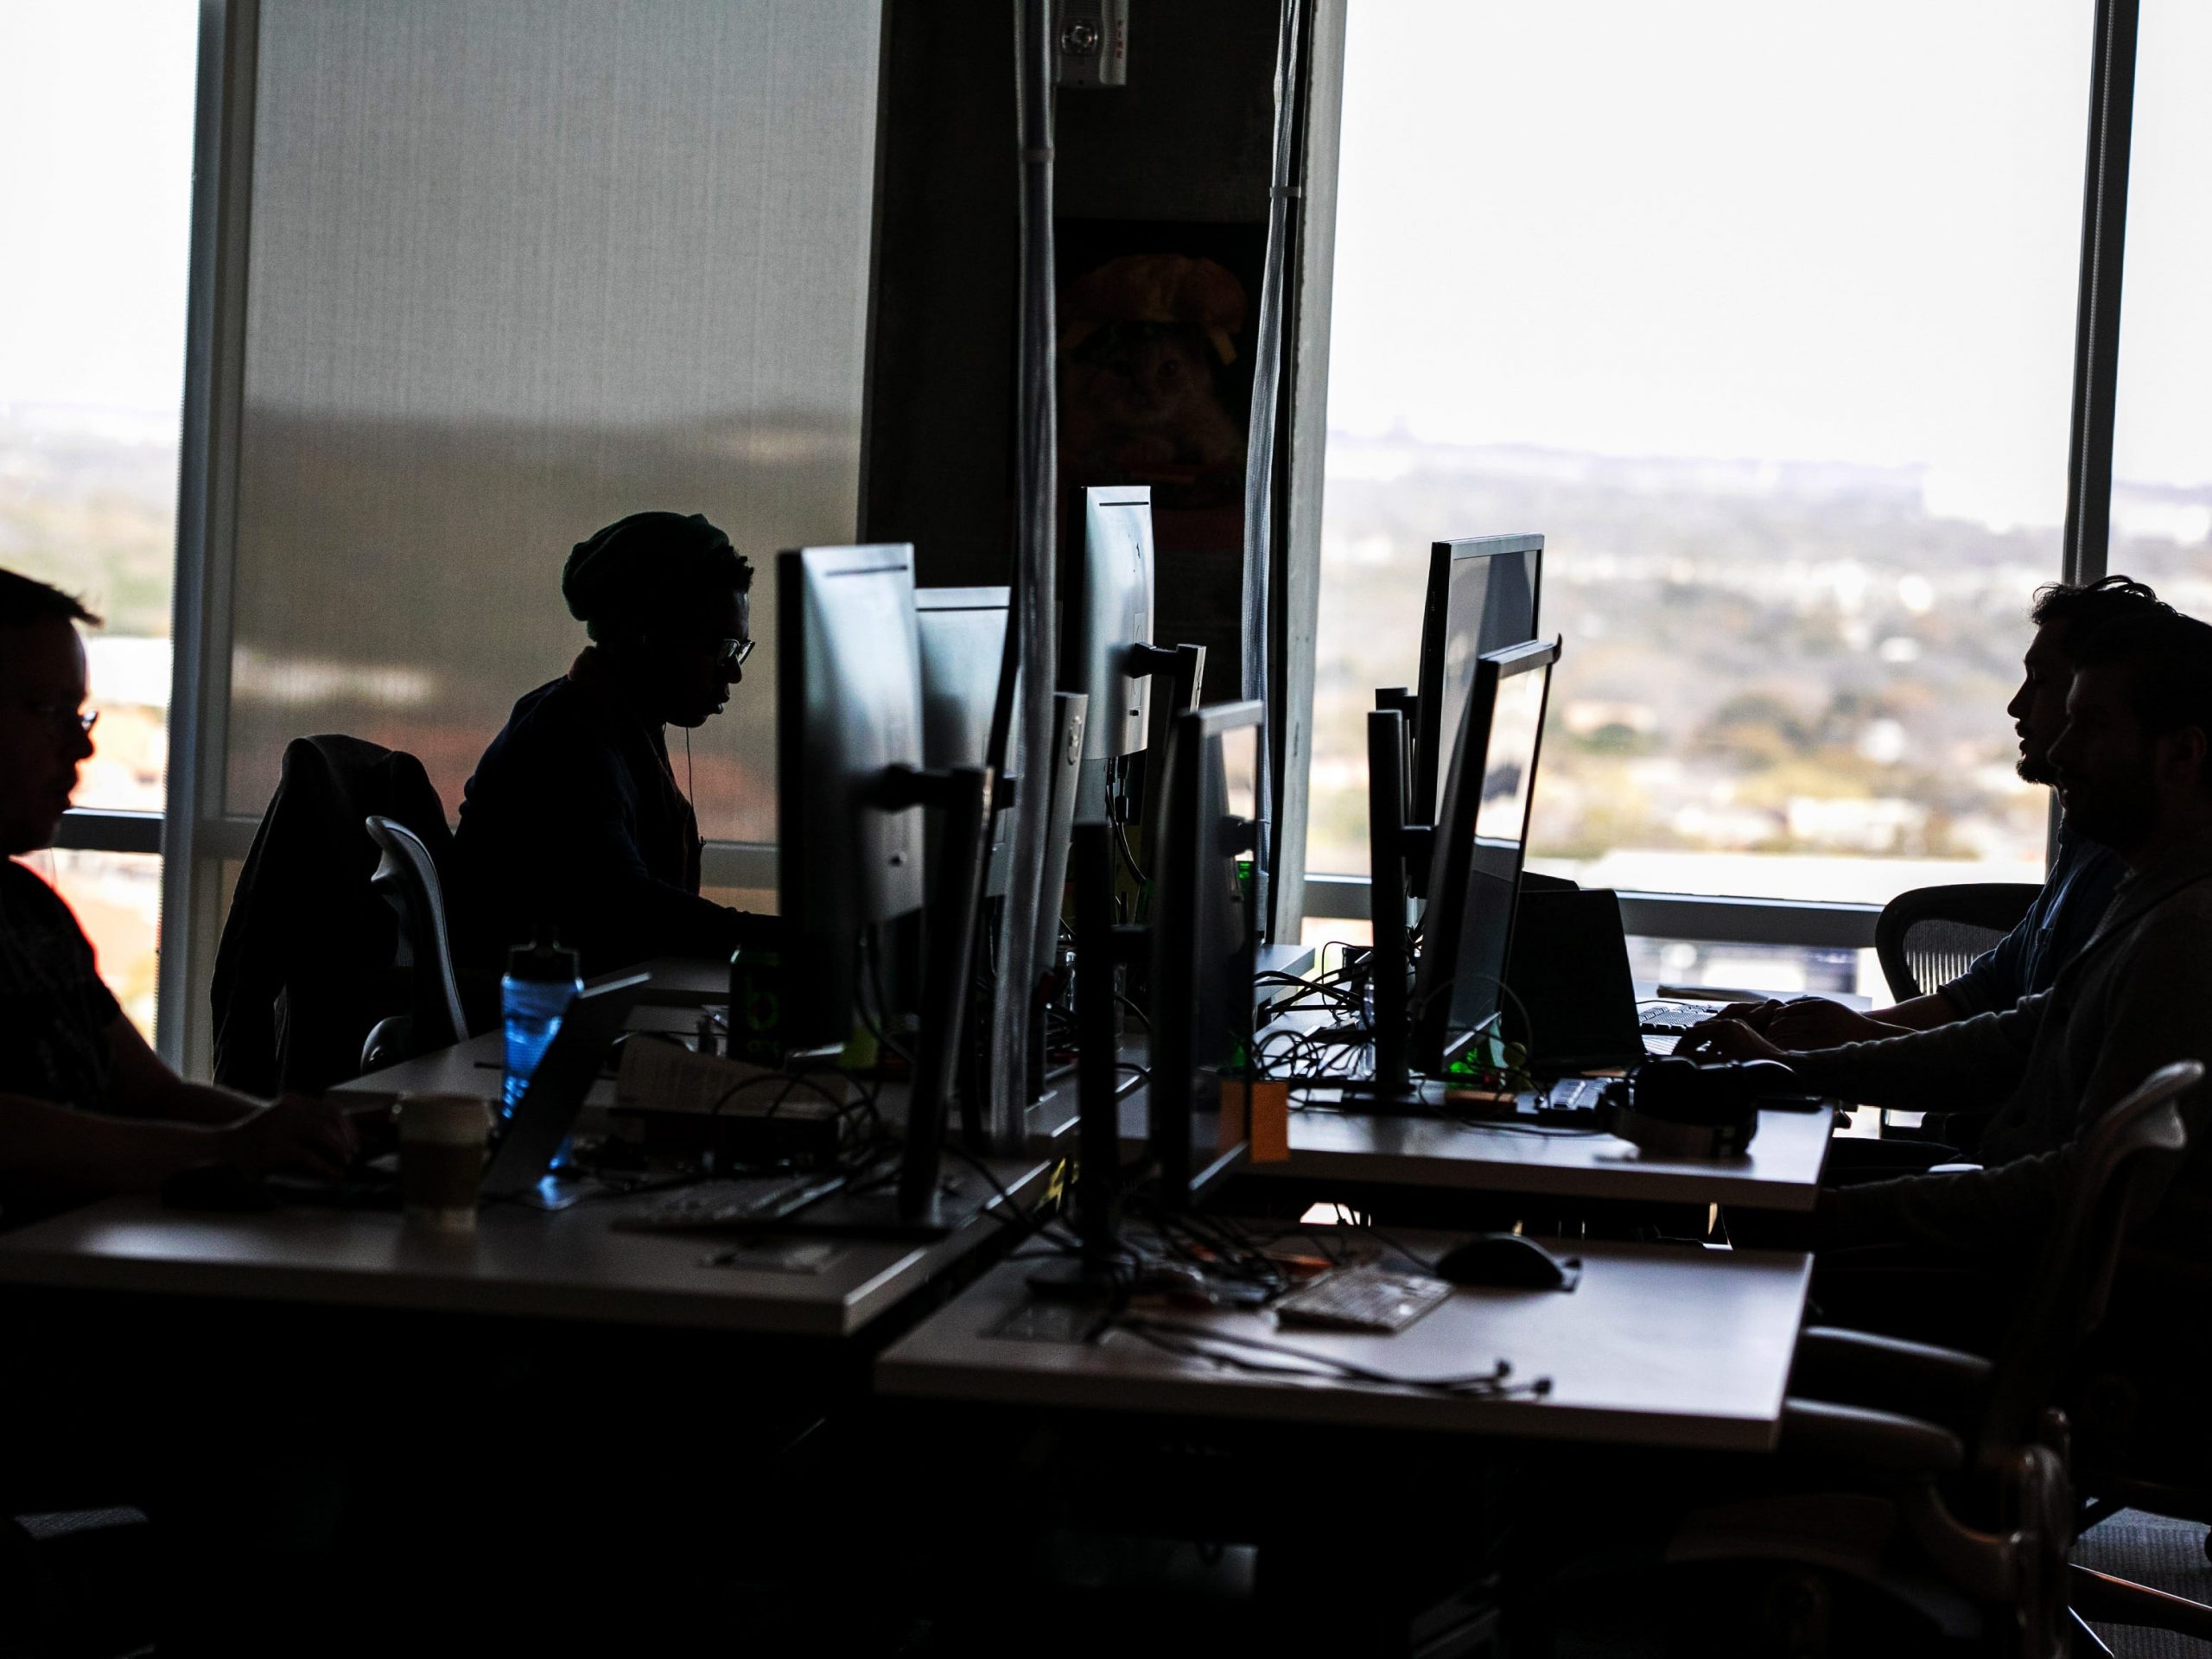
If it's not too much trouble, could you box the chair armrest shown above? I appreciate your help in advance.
[1790,1325,1993,1427]
[1780,1397,1964,1478]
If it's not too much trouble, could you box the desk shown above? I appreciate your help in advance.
[0,1160,1046,1339]
[1037,1085,1833,1212]
[1264,1098,1834,1211]
[879,1237,1812,1452]
[12,954,1049,1340]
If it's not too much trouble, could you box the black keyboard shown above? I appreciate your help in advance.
[613,1172,849,1233]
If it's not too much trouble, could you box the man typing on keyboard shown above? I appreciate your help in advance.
[1705,577,2164,1049]
[1682,613,2212,1325]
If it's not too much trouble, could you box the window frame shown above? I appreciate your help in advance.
[113,0,2148,1060]
[1283,0,2143,951]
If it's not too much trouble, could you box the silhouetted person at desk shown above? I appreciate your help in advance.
[453,511,770,981]
[1713,576,2167,1049]
[0,568,355,1221]
[1690,612,2212,1284]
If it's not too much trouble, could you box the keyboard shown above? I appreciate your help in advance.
[1637,1000,1725,1033]
[1272,1263,1453,1334]
[613,1172,849,1233]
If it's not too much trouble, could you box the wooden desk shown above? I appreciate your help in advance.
[879,1237,1812,1452]
[0,1160,1046,1339]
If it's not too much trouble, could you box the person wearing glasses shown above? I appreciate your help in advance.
[0,567,356,1219]
[452,511,770,978]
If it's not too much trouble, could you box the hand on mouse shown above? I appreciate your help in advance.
[222,1095,356,1179]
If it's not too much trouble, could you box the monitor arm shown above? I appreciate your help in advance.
[1126,643,1208,833]
[1027,820,1149,1298]
[874,762,995,1220]
[1127,642,1205,715]
[1366,709,1416,1094]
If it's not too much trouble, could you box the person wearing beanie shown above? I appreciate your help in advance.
[451,512,772,983]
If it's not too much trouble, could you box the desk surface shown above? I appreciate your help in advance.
[1037,1085,1833,1212]
[1268,1097,1834,1211]
[879,1237,1812,1452]
[0,1160,1045,1339]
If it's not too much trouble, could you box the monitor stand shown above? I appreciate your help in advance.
[1025,822,1137,1302]
[769,760,999,1243]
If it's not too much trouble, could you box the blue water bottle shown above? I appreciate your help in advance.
[502,928,582,1122]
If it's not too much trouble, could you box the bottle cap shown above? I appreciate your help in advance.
[507,923,581,982]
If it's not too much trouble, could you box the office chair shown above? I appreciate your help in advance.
[1873,883,2042,1002]
[2068,1240,2212,1569]
[1669,1060,2205,1656]
[213,735,454,1094]
[359,814,470,1072]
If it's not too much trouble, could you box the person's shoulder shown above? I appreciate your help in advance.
[2123,868,2212,974]
[0,859,99,960]
[1,858,73,921]
[481,677,607,764]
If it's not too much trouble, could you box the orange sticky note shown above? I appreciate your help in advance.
[1220,1077,1291,1162]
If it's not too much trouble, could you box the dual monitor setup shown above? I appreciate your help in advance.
[1361,536,1558,1096]
[763,487,1256,1239]
[752,522,1556,1249]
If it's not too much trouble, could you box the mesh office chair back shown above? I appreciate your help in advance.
[1873,882,2043,1001]
[360,814,470,1071]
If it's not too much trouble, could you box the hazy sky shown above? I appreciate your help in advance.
[0,3,197,421]
[3,2,2204,508]
[1327,0,2212,520]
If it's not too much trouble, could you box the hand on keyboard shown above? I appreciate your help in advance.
[1672,1018,1787,1064]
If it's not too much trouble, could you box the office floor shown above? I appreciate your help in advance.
[2075,1511,2212,1658]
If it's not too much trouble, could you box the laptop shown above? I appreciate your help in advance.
[479,972,649,1199]
[265,972,649,1211]
[1502,887,1652,1074]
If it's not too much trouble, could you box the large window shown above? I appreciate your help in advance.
[2107,0,2212,618]
[215,0,881,849]
[1310,1,2093,908]
[2,3,198,1037]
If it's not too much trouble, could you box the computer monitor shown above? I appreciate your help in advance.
[1410,638,1559,1075]
[776,545,996,1233]
[916,586,1015,897]
[1147,699,1262,1210]
[1411,535,1542,832]
[777,544,928,1052]
[1071,486,1156,763]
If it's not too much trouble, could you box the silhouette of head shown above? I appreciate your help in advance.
[2010,575,2171,785]
[0,569,101,858]
[563,512,754,728]
[2048,612,2212,858]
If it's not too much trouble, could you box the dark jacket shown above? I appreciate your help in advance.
[451,650,748,981]
[212,734,455,1096]
[1808,835,2212,1261]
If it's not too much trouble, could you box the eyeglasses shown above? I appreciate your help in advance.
[20,701,97,741]
[714,638,757,674]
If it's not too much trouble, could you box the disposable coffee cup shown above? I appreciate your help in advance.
[398,1095,490,1232]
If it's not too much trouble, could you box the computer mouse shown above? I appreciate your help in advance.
[159,1161,277,1213]
[1735,1058,1800,1090]
[1432,1232,1575,1290]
